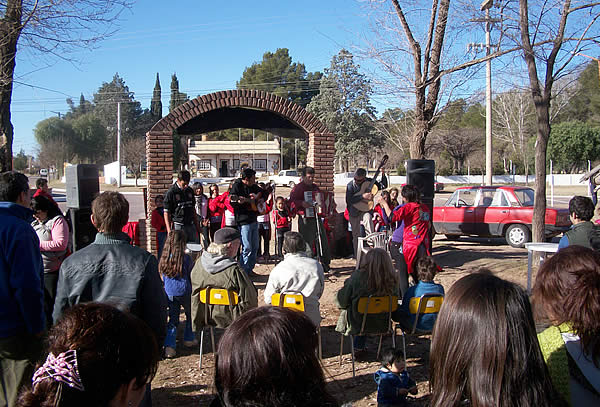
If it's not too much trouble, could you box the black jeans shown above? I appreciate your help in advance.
[43,272,59,328]
[275,227,290,256]
[258,222,271,257]
[199,224,210,250]
[389,241,423,298]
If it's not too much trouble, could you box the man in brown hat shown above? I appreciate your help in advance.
[190,227,258,331]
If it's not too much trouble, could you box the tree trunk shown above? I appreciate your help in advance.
[410,116,428,159]
[0,1,23,172]
[532,99,551,243]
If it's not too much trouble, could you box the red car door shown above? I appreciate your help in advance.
[438,189,476,235]
[474,189,511,236]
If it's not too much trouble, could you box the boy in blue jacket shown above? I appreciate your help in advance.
[374,348,417,406]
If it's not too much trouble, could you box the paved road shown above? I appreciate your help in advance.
[50,186,572,222]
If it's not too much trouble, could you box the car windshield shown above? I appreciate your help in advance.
[514,189,535,206]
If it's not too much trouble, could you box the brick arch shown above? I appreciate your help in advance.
[145,89,335,254]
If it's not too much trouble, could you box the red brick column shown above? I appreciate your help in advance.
[146,130,173,256]
[307,132,335,192]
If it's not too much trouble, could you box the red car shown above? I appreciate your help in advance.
[433,186,571,248]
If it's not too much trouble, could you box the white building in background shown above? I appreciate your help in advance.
[188,139,281,178]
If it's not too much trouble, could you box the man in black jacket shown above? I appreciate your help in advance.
[53,191,167,406]
[230,168,263,276]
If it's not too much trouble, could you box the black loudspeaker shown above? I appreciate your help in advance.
[67,208,97,252]
[406,159,435,200]
[406,159,435,252]
[66,164,99,209]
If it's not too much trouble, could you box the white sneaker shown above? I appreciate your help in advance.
[165,347,176,358]
[183,339,199,348]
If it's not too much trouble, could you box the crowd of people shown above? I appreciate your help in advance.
[1,167,600,407]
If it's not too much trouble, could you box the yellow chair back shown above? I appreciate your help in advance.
[357,295,398,314]
[271,293,305,312]
[199,288,239,306]
[408,295,443,315]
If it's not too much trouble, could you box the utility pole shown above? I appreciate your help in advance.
[294,139,298,170]
[482,0,493,186]
[469,0,496,186]
[117,102,122,187]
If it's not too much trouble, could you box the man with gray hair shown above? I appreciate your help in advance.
[191,227,258,330]
[263,231,324,326]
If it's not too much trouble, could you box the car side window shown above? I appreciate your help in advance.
[448,190,476,207]
[490,190,509,207]
[477,190,495,207]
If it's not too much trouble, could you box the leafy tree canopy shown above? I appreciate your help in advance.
[548,121,600,172]
[556,61,600,125]
[237,48,322,108]
[13,149,28,171]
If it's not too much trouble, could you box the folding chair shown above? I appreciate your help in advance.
[339,294,398,377]
[356,232,389,269]
[198,286,239,368]
[395,293,444,368]
[271,291,322,360]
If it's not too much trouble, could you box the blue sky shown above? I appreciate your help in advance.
[11,1,370,156]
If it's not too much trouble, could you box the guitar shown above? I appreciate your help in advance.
[229,183,274,213]
[352,154,389,212]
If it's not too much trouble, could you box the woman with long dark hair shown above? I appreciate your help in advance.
[211,306,337,407]
[429,273,566,407]
[31,195,69,326]
[533,245,600,405]
[159,230,195,358]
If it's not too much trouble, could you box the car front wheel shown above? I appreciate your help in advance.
[505,224,530,248]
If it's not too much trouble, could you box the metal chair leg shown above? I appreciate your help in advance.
[350,335,355,378]
[199,328,204,369]
[317,327,322,360]
[210,326,216,355]
[339,334,344,366]
[400,326,407,369]
[377,334,383,360]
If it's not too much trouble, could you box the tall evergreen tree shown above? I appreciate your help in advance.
[151,73,163,119]
[169,73,188,112]
[93,73,145,161]
[307,49,383,168]
[169,73,189,169]
[237,48,322,108]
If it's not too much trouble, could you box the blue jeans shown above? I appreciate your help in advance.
[157,231,167,260]
[239,222,259,274]
[164,294,194,349]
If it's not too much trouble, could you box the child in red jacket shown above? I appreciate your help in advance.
[272,196,292,258]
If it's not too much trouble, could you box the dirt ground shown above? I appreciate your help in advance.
[150,235,532,407]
